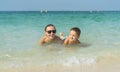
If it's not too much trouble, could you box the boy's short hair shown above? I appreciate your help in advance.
[44,24,56,31]
[70,27,81,36]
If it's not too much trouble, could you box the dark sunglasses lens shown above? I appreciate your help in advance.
[47,30,56,34]
[47,31,51,34]
[53,30,56,33]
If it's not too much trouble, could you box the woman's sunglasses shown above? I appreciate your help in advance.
[46,30,56,34]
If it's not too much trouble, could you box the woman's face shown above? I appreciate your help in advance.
[45,26,56,39]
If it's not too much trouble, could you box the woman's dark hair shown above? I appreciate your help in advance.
[44,24,56,31]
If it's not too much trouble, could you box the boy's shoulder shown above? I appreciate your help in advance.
[76,39,80,44]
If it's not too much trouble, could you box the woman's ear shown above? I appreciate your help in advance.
[44,31,47,36]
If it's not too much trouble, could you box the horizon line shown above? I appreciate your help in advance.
[0,10,120,11]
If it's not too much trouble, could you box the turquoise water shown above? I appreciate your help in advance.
[0,11,120,68]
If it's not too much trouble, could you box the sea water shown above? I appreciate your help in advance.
[0,11,120,71]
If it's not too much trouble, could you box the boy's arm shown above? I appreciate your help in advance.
[59,32,64,40]
[63,37,69,45]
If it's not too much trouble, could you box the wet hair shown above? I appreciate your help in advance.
[70,27,81,36]
[44,24,56,31]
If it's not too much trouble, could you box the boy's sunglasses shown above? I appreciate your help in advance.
[46,30,56,34]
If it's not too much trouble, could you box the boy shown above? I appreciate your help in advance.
[40,24,63,45]
[60,27,81,45]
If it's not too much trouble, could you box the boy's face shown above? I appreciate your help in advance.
[69,30,79,40]
[45,26,56,39]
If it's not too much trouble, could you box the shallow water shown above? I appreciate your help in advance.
[0,11,120,71]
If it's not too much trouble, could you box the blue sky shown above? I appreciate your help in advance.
[0,0,120,11]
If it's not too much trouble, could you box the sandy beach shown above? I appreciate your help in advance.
[0,57,120,72]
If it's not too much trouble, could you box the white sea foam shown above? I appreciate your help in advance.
[5,54,11,57]
[61,56,96,66]
[41,56,96,66]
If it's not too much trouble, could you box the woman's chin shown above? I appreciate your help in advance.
[49,37,54,39]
